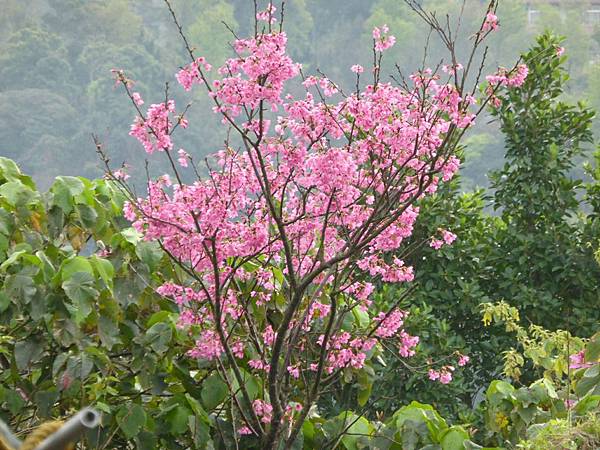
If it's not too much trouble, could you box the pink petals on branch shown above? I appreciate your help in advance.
[129,100,177,154]
[351,64,364,74]
[430,229,457,250]
[212,32,300,118]
[483,12,499,32]
[176,57,211,91]
[256,4,277,24]
[373,24,396,52]
[486,64,529,88]
[120,15,503,393]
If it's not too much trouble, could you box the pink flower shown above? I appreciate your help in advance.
[569,350,594,370]
[374,309,407,338]
[442,63,463,75]
[483,12,499,32]
[177,149,189,167]
[263,325,276,346]
[287,365,300,378]
[458,354,470,367]
[430,238,444,250]
[429,366,455,384]
[373,25,396,52]
[113,168,130,181]
[556,46,565,57]
[129,100,177,154]
[351,64,364,74]
[132,92,144,105]
[442,230,457,245]
[439,369,453,384]
[428,369,440,381]
[238,426,253,435]
[176,57,210,91]
[253,400,273,423]
[486,64,528,89]
[256,4,277,23]
[187,330,223,361]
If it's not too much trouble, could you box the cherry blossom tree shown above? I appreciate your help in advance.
[105,1,525,447]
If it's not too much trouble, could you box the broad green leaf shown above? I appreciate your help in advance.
[0,388,25,415]
[34,389,59,418]
[76,203,98,227]
[574,395,600,415]
[166,405,191,435]
[0,291,10,312]
[144,322,172,355]
[35,250,56,281]
[65,353,94,381]
[60,256,94,281]
[147,311,172,328]
[62,272,99,323]
[394,401,448,431]
[135,431,158,450]
[91,255,114,290]
[121,227,143,244]
[201,373,228,410]
[351,305,370,328]
[0,157,28,183]
[51,176,85,213]
[439,426,469,450]
[117,403,147,438]
[0,180,39,207]
[136,241,163,272]
[0,249,26,272]
[98,313,121,350]
[185,394,208,421]
[15,338,44,370]
[585,332,600,362]
[4,273,36,303]
[336,412,373,450]
[189,415,211,448]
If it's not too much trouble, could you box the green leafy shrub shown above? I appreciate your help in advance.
[0,158,212,449]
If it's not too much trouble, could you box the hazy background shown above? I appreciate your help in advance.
[2,0,600,189]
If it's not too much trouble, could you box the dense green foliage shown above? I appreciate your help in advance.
[0,158,217,449]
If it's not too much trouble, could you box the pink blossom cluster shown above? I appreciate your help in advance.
[351,64,364,74]
[486,64,529,88]
[373,25,396,52]
[177,148,189,167]
[211,32,300,118]
[176,57,211,91]
[429,365,455,384]
[374,310,407,338]
[442,63,463,75]
[252,399,273,424]
[121,17,509,412]
[129,99,180,154]
[256,4,277,24]
[428,353,470,384]
[187,330,224,360]
[569,350,595,370]
[430,228,458,250]
[112,168,130,181]
[317,332,377,374]
[398,331,420,357]
[483,12,499,32]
